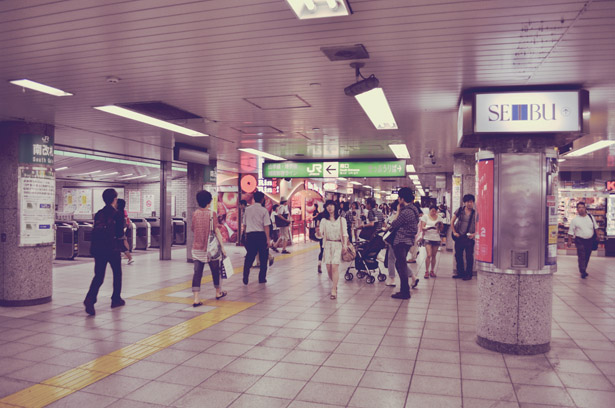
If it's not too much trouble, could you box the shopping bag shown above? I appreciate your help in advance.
[220,256,234,279]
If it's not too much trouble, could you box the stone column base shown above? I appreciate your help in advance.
[477,335,550,355]
[0,296,52,307]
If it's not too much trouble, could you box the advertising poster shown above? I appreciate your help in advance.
[19,166,55,246]
[452,175,462,212]
[475,159,494,263]
[63,188,92,215]
[128,190,141,213]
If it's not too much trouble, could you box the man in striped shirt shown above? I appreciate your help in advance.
[387,187,420,299]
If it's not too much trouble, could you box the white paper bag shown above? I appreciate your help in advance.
[221,256,234,279]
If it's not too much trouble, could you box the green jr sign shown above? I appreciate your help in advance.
[263,160,405,178]
[19,134,54,165]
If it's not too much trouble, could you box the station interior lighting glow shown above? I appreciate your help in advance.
[238,148,286,161]
[355,88,397,130]
[285,0,349,19]
[9,79,73,96]
[389,144,411,159]
[563,140,615,157]
[406,164,416,173]
[94,105,208,137]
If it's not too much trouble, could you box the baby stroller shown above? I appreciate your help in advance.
[344,231,387,284]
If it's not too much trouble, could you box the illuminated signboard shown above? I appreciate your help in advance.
[263,160,405,178]
[606,180,615,192]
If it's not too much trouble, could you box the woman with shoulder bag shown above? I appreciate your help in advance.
[191,190,227,307]
[419,205,444,279]
[319,200,349,299]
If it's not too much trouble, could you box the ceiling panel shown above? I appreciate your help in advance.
[0,0,613,191]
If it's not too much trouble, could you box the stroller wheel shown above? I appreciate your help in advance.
[367,275,376,284]
[356,271,365,279]
[377,274,387,282]
[345,272,354,281]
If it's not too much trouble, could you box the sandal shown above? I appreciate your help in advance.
[412,278,420,289]
[424,273,430,279]
[215,291,227,300]
[193,301,203,307]
[330,294,337,299]
[430,271,437,278]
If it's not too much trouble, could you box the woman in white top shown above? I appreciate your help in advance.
[419,205,444,278]
[319,200,349,299]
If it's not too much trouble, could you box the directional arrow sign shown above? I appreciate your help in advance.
[324,162,339,178]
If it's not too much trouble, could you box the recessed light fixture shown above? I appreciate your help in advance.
[417,188,425,196]
[563,140,615,157]
[406,164,416,173]
[122,174,148,180]
[238,148,286,161]
[94,105,208,137]
[285,0,350,19]
[349,181,362,185]
[9,79,73,96]
[337,177,347,181]
[55,166,69,171]
[389,144,410,159]
[409,175,420,181]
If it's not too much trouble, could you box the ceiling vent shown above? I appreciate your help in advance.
[117,101,201,121]
[382,179,397,183]
[244,95,311,110]
[321,44,369,61]
[231,125,283,135]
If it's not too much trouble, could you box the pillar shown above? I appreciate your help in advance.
[0,122,55,306]
[449,154,476,258]
[475,135,557,355]
[160,160,172,260]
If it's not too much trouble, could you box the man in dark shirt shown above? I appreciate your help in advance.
[363,197,385,239]
[388,187,420,299]
[451,194,476,281]
[84,189,125,315]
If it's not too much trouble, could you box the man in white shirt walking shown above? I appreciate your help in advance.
[243,192,271,285]
[567,202,598,279]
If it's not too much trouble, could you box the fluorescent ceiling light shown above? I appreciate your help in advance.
[94,105,208,137]
[355,88,397,130]
[97,172,119,177]
[563,140,615,157]
[117,174,135,178]
[337,177,347,181]
[172,167,188,172]
[238,148,286,161]
[122,174,148,180]
[406,164,416,173]
[77,170,102,176]
[54,150,160,168]
[350,181,362,185]
[417,188,425,196]
[285,0,349,19]
[558,158,566,162]
[389,144,410,159]
[365,185,373,189]
[10,79,73,96]
[55,166,69,171]
[409,175,420,181]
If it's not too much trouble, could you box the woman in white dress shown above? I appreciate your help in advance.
[419,205,444,278]
[319,200,349,299]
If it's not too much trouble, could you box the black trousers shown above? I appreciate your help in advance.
[192,259,221,291]
[86,251,122,303]
[575,237,593,274]
[455,236,475,278]
[393,243,411,296]
[318,239,324,261]
[244,231,269,282]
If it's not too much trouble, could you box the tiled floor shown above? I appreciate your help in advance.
[0,243,614,407]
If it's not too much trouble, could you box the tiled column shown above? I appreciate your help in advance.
[0,121,54,306]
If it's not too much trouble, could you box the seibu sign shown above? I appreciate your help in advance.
[474,91,587,134]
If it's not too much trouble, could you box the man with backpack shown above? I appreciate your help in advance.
[451,194,476,281]
[84,189,126,315]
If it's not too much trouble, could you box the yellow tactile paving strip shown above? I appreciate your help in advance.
[0,245,316,408]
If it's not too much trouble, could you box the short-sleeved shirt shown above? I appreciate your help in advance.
[568,214,597,239]
[192,209,218,251]
[421,214,444,241]
[368,208,385,231]
[245,203,271,233]
[455,207,475,235]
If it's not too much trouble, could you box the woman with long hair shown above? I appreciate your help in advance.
[319,200,349,299]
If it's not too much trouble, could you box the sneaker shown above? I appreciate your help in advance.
[111,298,126,308]
[281,250,290,254]
[385,279,396,287]
[391,292,410,299]
[581,272,588,279]
[83,299,95,316]
[127,259,134,265]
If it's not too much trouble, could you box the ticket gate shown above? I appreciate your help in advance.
[55,221,78,260]
[132,218,151,250]
[76,221,94,257]
[146,217,161,248]
[126,221,136,251]
[173,218,187,245]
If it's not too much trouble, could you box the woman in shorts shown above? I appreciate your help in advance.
[419,205,444,279]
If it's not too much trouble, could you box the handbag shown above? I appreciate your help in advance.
[339,218,356,262]
[588,213,599,251]
[383,229,396,245]
[207,211,222,260]
[275,214,290,227]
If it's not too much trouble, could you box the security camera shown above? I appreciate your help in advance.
[428,151,436,165]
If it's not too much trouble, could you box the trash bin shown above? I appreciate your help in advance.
[132,218,151,250]
[146,217,161,248]
[55,221,78,259]
[173,217,187,245]
[76,221,94,257]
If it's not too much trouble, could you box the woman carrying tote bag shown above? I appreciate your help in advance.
[319,200,349,299]
[191,190,228,307]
